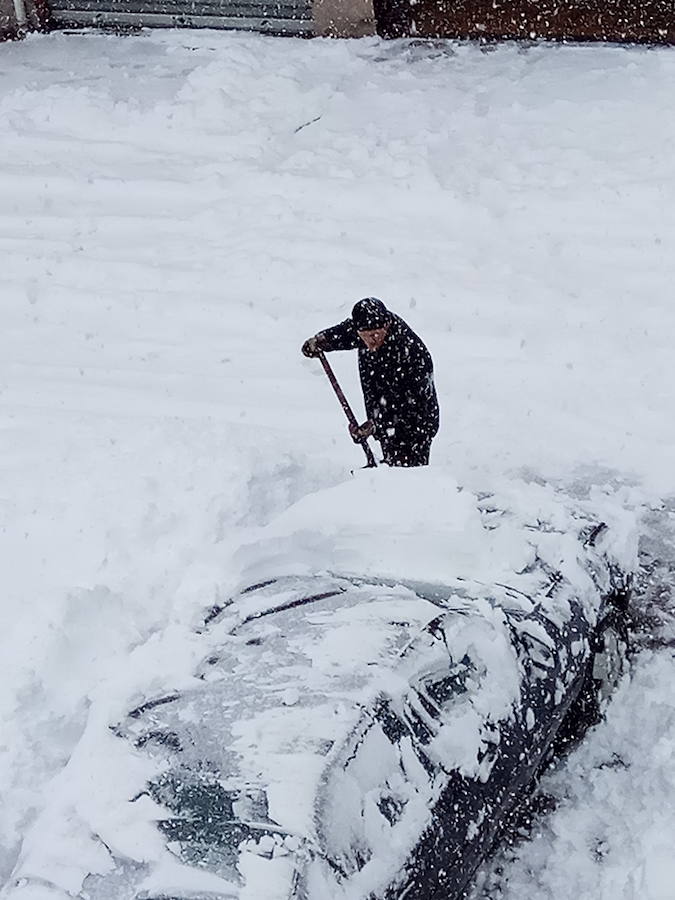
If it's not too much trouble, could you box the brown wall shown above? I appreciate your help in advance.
[314,0,376,36]
[399,0,675,43]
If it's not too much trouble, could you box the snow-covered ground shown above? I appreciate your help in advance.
[1,29,675,898]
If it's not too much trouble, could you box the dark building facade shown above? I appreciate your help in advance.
[375,0,675,43]
[5,0,674,46]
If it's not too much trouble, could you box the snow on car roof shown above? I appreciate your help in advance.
[229,468,637,624]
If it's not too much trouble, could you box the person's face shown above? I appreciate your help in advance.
[358,325,389,352]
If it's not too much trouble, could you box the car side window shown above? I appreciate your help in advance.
[404,656,477,748]
[422,656,474,708]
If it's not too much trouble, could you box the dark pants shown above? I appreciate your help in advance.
[380,432,433,467]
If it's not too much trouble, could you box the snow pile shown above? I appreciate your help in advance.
[236,467,638,592]
[245,468,523,585]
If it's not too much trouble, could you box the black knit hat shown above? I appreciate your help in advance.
[351,297,392,331]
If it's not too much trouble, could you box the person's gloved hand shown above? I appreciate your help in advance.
[349,420,375,443]
[301,334,324,358]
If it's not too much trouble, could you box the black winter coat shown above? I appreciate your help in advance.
[318,314,440,444]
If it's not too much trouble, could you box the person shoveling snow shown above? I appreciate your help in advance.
[302,298,440,467]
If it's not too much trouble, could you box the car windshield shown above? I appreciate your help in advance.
[149,770,298,883]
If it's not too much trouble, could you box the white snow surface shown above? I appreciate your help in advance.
[2,28,675,900]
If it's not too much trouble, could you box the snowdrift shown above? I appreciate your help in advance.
[2,470,638,900]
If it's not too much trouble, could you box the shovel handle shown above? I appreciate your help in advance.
[317,351,377,468]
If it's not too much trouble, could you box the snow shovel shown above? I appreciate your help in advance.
[317,351,377,468]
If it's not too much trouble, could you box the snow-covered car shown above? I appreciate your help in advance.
[3,472,636,900]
